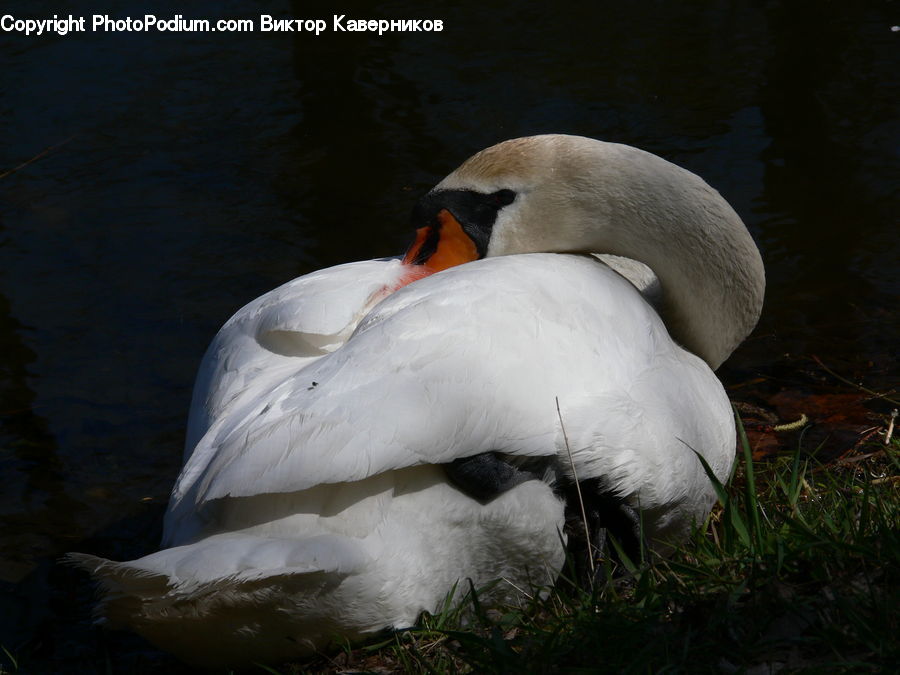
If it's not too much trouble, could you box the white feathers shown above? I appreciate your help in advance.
[71,136,764,667]
[172,255,731,535]
[72,252,735,666]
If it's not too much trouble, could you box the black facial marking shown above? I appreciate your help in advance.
[410,188,517,258]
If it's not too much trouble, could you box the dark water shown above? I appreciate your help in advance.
[1,0,897,670]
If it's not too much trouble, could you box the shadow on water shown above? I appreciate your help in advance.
[0,230,173,669]
[0,281,175,670]
[0,288,78,582]
[1,501,193,674]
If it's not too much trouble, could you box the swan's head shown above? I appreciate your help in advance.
[404,135,619,270]
[403,134,765,369]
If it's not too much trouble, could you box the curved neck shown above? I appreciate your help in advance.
[596,163,765,369]
[443,136,766,369]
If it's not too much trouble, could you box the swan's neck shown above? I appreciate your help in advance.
[623,225,763,370]
[444,136,765,369]
[592,163,765,369]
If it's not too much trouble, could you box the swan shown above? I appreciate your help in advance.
[70,135,764,667]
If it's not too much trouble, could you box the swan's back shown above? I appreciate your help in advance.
[170,254,732,547]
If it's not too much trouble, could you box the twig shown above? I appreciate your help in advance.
[556,397,595,575]
[833,449,886,466]
[830,418,895,465]
[0,136,75,180]
[843,427,885,460]
[811,355,900,406]
[885,409,897,445]
[500,577,533,600]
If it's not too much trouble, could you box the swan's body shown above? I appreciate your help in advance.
[71,136,764,667]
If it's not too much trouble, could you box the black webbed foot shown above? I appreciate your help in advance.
[445,452,543,502]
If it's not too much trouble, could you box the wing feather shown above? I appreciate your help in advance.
[171,255,729,521]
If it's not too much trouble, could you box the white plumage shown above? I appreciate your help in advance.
[71,135,764,667]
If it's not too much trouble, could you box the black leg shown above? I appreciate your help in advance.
[563,478,646,587]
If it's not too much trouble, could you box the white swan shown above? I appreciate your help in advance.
[70,135,764,667]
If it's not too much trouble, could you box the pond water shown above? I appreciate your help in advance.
[0,0,896,670]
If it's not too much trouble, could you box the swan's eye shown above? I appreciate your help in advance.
[490,189,516,207]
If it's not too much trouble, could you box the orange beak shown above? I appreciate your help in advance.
[402,209,480,274]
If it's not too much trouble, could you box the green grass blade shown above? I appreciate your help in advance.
[735,410,764,552]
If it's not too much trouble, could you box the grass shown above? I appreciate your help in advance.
[2,417,895,675]
[283,415,899,674]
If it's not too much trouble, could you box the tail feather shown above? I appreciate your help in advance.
[66,535,372,666]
